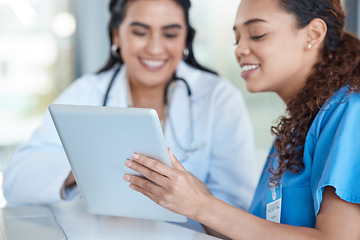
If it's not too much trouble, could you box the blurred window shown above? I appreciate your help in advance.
[0,0,75,169]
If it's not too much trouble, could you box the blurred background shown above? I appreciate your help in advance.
[0,0,359,175]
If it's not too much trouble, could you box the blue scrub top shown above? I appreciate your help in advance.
[249,87,360,227]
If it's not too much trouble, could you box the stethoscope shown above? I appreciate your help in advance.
[102,67,206,162]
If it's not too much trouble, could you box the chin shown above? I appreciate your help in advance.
[244,79,271,94]
[245,84,263,94]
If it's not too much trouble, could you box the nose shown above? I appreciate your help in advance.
[146,34,164,55]
[234,39,250,61]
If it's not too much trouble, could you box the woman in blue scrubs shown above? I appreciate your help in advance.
[124,0,360,239]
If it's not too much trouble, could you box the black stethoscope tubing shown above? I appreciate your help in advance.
[102,67,121,107]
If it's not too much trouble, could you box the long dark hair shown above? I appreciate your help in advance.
[270,0,360,182]
[97,0,216,75]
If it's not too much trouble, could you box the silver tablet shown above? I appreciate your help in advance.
[48,104,187,222]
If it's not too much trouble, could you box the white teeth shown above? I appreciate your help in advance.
[141,59,165,67]
[241,64,259,72]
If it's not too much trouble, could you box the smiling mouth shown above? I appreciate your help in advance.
[140,58,166,68]
[241,64,260,72]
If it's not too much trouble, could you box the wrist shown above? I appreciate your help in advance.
[192,193,215,223]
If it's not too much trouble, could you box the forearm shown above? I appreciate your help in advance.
[202,224,232,240]
[3,150,71,203]
[195,195,323,240]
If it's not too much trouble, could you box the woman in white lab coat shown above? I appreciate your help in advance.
[3,0,256,225]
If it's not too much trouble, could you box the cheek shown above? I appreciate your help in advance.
[171,46,185,60]
[123,35,145,50]
[258,39,293,70]
[166,37,186,58]
[119,39,147,63]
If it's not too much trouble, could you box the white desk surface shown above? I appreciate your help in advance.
[49,198,219,240]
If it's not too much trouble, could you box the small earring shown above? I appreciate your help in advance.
[183,48,189,59]
[307,44,312,49]
[111,44,120,58]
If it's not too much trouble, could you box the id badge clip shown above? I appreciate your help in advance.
[266,182,282,223]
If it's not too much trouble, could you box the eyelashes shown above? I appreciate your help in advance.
[250,34,266,40]
[132,31,179,39]
[164,33,178,38]
[234,33,267,45]
[132,30,146,36]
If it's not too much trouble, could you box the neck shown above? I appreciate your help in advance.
[278,78,307,104]
[129,81,167,120]
[280,52,319,104]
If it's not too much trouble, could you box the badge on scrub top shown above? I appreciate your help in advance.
[266,182,282,223]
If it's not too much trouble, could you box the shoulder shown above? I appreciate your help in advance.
[328,87,360,105]
[318,87,360,120]
[53,68,121,104]
[310,86,360,137]
[72,68,118,89]
[63,68,121,96]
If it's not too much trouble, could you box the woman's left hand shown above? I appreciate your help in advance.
[123,149,211,219]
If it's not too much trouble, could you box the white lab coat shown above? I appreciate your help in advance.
[3,61,256,211]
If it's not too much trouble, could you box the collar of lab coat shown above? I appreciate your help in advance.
[103,60,215,107]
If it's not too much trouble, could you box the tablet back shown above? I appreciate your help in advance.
[48,104,187,222]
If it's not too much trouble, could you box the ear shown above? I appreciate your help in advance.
[304,18,327,50]
[111,29,120,48]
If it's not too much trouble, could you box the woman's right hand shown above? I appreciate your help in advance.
[123,149,212,219]
[190,172,212,195]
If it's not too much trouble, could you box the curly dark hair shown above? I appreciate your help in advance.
[269,0,360,182]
